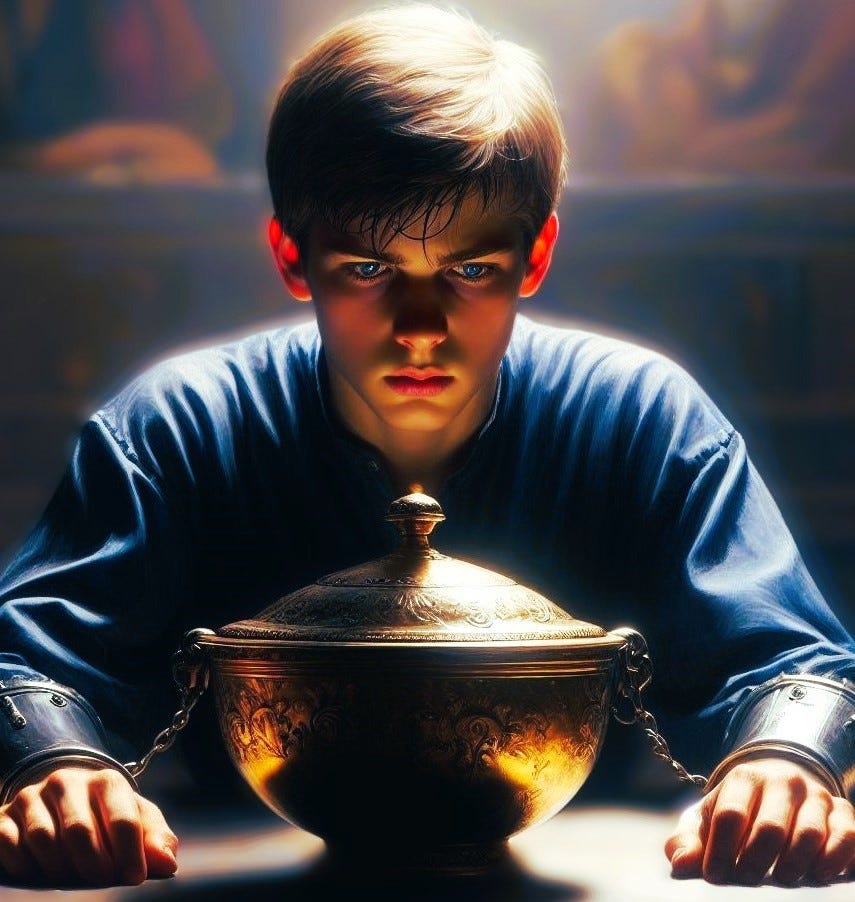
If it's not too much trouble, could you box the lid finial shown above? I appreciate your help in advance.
[386,490,445,551]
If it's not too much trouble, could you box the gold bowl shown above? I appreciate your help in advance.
[186,492,645,872]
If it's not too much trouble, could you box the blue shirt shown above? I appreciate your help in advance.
[1,314,853,790]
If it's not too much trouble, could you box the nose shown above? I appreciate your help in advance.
[393,294,448,355]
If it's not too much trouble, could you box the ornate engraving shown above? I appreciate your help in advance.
[218,678,353,765]
[215,674,608,776]
[221,584,605,641]
[400,677,607,781]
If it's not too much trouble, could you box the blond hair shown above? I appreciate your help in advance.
[266,4,567,253]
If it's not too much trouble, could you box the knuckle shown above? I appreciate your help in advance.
[794,822,828,845]
[838,827,855,849]
[63,819,98,851]
[832,796,855,818]
[40,770,69,798]
[725,763,762,786]
[112,812,142,833]
[785,773,809,794]
[713,805,748,829]
[111,817,144,848]
[93,768,128,790]
[814,791,834,815]
[795,823,825,847]
[13,785,39,808]
[25,822,55,850]
[753,820,788,846]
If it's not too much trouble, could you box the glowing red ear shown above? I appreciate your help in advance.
[528,214,559,269]
[520,213,559,298]
[268,218,300,267]
[529,235,549,269]
[268,217,311,301]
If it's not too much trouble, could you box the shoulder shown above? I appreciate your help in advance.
[506,314,734,460]
[96,318,320,474]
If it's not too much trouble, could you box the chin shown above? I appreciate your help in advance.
[381,407,455,432]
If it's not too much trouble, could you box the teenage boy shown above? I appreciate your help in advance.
[0,3,853,889]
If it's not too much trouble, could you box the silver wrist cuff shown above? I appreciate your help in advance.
[0,678,138,804]
[708,673,855,800]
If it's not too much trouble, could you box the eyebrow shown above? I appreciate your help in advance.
[324,239,518,265]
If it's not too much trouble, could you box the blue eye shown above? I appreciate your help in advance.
[350,261,385,280]
[458,263,489,281]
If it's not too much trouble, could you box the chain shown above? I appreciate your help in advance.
[127,626,705,790]
[611,628,707,790]
[124,628,214,779]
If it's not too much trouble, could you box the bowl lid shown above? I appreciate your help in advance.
[217,491,607,644]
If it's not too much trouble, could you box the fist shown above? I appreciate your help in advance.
[665,758,855,885]
[0,766,178,888]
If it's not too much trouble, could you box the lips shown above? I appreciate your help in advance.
[390,367,448,380]
[385,368,454,397]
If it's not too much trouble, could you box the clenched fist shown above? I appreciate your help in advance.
[665,757,855,885]
[0,765,177,887]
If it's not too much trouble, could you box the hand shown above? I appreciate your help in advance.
[0,765,178,887]
[665,757,855,885]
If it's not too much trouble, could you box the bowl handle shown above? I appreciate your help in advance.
[124,628,215,778]
[611,626,708,790]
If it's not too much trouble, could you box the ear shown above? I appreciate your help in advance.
[519,212,559,298]
[268,218,312,301]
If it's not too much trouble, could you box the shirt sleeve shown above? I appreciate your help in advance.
[0,411,192,762]
[638,392,855,776]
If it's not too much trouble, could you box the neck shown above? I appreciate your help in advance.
[369,416,481,497]
[326,370,497,496]
[383,442,469,497]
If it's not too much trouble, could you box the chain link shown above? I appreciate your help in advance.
[124,628,214,778]
[611,628,707,790]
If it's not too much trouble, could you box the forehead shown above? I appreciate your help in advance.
[309,195,526,263]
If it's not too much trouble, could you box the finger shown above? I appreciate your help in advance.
[810,796,855,883]
[0,812,39,884]
[43,771,112,886]
[665,796,709,877]
[702,769,760,883]
[8,787,66,885]
[90,771,146,886]
[772,790,830,885]
[136,795,178,878]
[732,774,801,885]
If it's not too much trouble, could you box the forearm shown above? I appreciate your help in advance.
[708,672,855,801]
[0,675,137,803]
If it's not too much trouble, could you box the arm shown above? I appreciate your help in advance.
[0,413,191,886]
[639,405,855,883]
[666,652,855,884]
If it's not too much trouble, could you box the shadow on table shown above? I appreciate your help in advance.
[132,852,584,901]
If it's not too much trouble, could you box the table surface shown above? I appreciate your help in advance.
[1,804,851,901]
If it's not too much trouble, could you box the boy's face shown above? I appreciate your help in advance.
[270,199,558,451]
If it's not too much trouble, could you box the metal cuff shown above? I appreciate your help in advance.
[0,677,138,804]
[707,673,855,800]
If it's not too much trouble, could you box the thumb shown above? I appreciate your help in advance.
[664,797,707,877]
[137,796,179,878]
[145,835,178,878]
